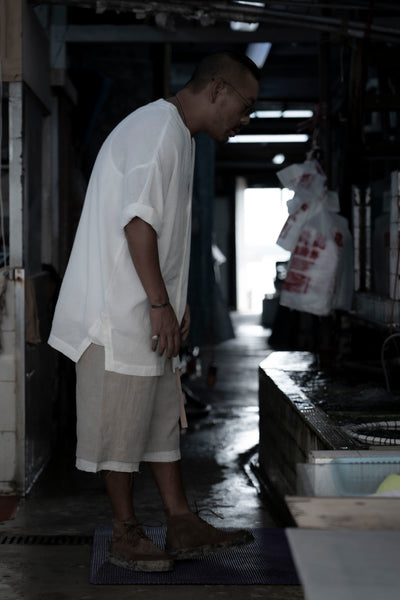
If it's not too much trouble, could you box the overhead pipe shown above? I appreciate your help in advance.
[31,0,400,42]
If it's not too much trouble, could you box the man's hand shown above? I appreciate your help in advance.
[124,217,188,359]
[125,217,180,358]
[150,303,181,359]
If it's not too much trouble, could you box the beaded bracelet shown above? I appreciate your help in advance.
[150,301,170,309]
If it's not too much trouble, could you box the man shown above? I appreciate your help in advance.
[49,51,260,572]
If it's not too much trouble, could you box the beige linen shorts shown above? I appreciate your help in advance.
[75,344,181,473]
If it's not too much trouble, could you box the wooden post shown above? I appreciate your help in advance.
[0,0,23,82]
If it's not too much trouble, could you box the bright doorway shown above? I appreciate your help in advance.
[236,177,292,314]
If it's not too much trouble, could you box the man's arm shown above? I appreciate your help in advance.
[124,217,181,359]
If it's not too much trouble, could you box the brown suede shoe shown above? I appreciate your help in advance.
[107,518,173,572]
[166,512,254,560]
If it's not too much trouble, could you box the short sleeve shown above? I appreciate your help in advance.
[120,161,165,235]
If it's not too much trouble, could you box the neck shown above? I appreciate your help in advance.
[167,90,201,136]
[174,92,187,128]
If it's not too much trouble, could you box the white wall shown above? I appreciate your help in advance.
[0,276,18,494]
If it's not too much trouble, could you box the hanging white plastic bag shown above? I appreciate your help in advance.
[277,159,326,207]
[276,201,317,252]
[276,159,327,251]
[276,158,353,315]
[279,204,340,316]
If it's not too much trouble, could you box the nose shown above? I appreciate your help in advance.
[240,114,251,125]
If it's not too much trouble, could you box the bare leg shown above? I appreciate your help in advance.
[103,471,135,522]
[149,461,191,517]
[104,469,173,572]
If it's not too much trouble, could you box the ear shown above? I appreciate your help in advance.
[209,77,225,104]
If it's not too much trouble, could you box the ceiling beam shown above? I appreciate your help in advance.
[51,23,318,44]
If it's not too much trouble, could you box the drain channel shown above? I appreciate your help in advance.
[0,534,93,545]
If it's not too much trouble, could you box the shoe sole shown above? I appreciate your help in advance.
[107,551,174,572]
[167,531,254,560]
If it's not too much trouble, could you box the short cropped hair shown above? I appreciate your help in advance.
[187,51,261,91]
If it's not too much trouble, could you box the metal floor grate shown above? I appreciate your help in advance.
[0,534,93,545]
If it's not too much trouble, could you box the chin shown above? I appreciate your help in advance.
[210,132,229,144]
[220,132,231,144]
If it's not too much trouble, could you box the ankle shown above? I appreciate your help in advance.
[114,514,137,525]
[167,512,189,525]
[166,509,193,520]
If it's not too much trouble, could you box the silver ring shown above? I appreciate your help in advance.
[151,335,159,341]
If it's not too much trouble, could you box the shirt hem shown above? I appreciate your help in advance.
[104,353,166,376]
[48,335,167,376]
[48,334,88,364]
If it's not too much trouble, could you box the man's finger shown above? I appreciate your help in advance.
[151,334,159,351]
[158,336,167,357]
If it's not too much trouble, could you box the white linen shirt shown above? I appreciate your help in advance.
[48,99,195,376]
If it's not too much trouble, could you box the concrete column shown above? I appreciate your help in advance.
[0,82,26,494]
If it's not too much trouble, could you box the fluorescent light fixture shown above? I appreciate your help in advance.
[251,109,314,119]
[272,154,286,164]
[251,110,281,119]
[234,0,265,5]
[231,1,264,31]
[246,42,272,68]
[228,134,309,143]
[283,110,313,118]
[230,21,259,31]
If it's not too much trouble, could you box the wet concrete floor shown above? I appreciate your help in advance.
[0,313,304,600]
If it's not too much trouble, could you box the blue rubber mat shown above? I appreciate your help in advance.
[90,526,300,585]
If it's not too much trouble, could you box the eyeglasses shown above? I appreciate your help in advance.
[219,78,255,116]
